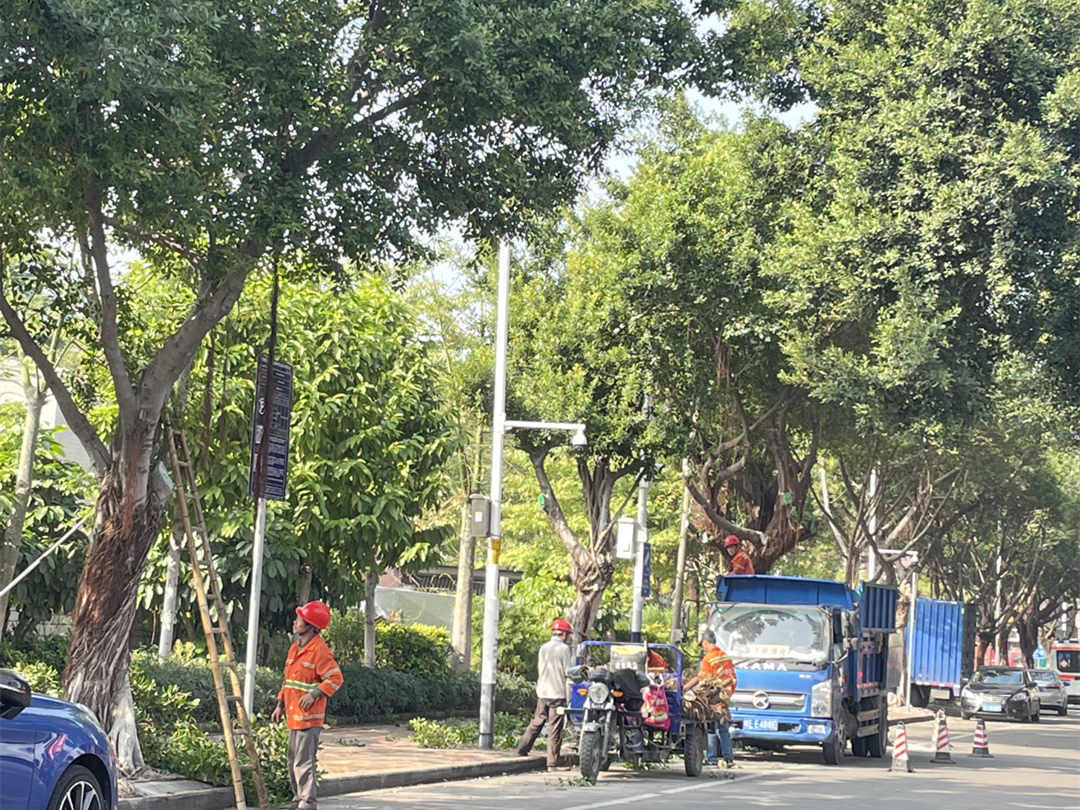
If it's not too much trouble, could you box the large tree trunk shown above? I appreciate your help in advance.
[0,374,46,639]
[451,499,476,671]
[363,570,377,668]
[64,471,167,774]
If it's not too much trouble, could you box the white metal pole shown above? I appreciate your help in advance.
[479,239,510,748]
[0,516,87,600]
[906,566,917,706]
[866,468,878,581]
[630,477,648,642]
[630,396,651,642]
[244,496,267,715]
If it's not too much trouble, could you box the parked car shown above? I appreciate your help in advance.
[1030,668,1069,716]
[0,668,117,810]
[960,666,1041,722]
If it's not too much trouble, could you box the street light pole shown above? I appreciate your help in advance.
[630,396,651,642]
[478,239,510,749]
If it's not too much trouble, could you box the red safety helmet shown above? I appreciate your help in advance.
[296,600,332,630]
[551,618,573,634]
[723,534,741,549]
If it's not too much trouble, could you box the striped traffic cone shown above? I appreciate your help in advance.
[890,722,914,772]
[930,709,954,763]
[971,718,993,758]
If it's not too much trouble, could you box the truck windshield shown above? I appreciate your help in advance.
[709,605,829,670]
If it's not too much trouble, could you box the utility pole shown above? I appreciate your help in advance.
[478,239,510,749]
[670,459,691,644]
[630,396,651,642]
[866,468,878,581]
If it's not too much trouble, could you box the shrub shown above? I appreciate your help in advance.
[143,717,293,806]
[0,635,70,672]
[9,660,61,696]
[323,613,452,677]
[408,712,522,750]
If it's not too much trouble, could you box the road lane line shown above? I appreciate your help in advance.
[560,771,770,810]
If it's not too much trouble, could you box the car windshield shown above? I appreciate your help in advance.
[971,669,1022,685]
[709,605,828,670]
[1030,670,1057,683]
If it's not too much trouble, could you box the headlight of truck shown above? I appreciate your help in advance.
[587,682,610,703]
[811,680,832,717]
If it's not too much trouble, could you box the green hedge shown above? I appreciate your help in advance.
[323,612,453,677]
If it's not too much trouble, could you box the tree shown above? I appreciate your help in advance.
[0,0,713,768]
[563,107,822,573]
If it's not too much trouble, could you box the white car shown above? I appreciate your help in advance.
[1030,668,1068,715]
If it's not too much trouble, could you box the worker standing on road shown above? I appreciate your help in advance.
[683,629,737,768]
[517,618,574,770]
[722,534,755,574]
[271,600,344,810]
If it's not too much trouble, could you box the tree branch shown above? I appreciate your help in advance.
[84,184,136,421]
[102,217,204,271]
[0,264,109,476]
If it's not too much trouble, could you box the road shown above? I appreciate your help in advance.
[319,711,1079,810]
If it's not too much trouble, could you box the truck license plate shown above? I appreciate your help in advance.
[748,718,778,731]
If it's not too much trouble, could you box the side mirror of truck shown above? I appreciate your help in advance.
[831,612,844,644]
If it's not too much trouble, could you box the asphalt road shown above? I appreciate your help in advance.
[319,709,1080,810]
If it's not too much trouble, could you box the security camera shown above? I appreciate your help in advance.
[570,428,588,449]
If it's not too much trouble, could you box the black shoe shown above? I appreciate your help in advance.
[516,749,530,757]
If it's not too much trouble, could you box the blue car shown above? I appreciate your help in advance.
[0,668,117,810]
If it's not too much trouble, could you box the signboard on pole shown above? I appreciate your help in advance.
[249,357,293,500]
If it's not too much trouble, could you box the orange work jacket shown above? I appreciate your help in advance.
[276,634,344,730]
[729,550,754,575]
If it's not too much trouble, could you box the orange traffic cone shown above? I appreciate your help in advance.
[971,718,993,758]
[890,722,914,772]
[930,709,954,763]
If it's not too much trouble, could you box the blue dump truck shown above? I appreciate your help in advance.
[908,597,976,707]
[711,575,898,765]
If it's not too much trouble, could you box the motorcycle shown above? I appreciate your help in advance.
[566,642,706,784]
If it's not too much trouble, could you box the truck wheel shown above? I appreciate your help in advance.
[683,724,705,777]
[868,697,887,758]
[851,735,868,757]
[580,730,602,784]
[822,720,847,765]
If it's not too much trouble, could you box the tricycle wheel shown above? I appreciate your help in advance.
[580,730,602,784]
[683,724,705,777]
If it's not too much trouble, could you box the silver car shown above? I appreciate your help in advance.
[1031,668,1069,715]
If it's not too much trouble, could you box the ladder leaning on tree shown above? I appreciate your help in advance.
[165,426,269,810]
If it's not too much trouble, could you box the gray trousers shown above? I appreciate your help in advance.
[517,698,566,767]
[288,727,321,810]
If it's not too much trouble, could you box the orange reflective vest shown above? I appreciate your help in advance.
[276,634,344,730]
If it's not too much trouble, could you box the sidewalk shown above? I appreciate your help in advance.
[119,723,544,810]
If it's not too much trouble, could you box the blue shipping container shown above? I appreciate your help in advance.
[911,597,965,689]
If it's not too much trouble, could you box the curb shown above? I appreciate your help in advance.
[118,757,546,810]
[888,713,936,728]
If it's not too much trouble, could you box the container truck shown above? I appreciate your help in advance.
[907,597,976,707]
[710,575,898,765]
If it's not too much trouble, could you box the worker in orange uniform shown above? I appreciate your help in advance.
[683,629,737,768]
[722,534,755,574]
[271,600,344,810]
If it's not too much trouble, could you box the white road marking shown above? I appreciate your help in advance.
[559,772,769,810]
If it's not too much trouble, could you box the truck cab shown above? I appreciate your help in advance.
[710,575,897,765]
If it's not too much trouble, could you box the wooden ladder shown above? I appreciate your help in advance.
[165,427,269,810]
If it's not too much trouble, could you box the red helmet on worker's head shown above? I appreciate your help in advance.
[296,600,332,631]
[551,618,573,635]
[723,534,741,549]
